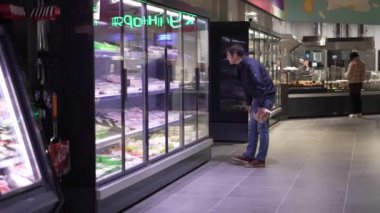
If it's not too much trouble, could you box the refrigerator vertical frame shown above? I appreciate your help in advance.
[143,2,149,163]
[195,16,199,141]
[120,0,126,174]
[164,8,169,155]
[180,10,185,148]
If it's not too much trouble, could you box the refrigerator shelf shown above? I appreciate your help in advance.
[0,155,22,169]
[95,84,180,99]
[96,115,193,150]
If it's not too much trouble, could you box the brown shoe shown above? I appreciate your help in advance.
[231,155,252,164]
[245,159,265,168]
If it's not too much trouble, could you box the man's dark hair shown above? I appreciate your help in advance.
[349,51,359,61]
[227,44,245,57]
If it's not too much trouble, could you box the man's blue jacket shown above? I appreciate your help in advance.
[237,56,276,107]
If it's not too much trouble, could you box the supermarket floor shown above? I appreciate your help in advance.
[125,115,380,213]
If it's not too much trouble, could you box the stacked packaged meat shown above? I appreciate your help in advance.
[95,106,188,178]
[0,107,35,195]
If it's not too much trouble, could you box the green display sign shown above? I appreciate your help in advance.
[111,13,195,28]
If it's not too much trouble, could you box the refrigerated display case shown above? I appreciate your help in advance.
[210,22,281,142]
[0,27,61,212]
[210,22,249,142]
[249,29,282,111]
[93,1,211,211]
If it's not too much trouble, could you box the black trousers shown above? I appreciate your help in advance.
[349,83,363,114]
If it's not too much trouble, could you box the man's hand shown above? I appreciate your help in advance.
[253,107,271,123]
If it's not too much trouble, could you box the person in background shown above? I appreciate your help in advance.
[345,51,366,118]
[226,44,276,168]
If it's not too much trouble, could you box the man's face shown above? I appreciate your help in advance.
[226,52,238,65]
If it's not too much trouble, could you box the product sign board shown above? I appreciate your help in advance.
[111,13,195,28]
[246,0,285,20]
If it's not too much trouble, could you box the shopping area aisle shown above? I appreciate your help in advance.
[125,115,380,213]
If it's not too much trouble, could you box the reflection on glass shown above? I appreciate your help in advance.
[0,45,41,196]
[259,33,265,63]
[123,1,144,169]
[249,30,254,58]
[197,18,209,139]
[254,31,260,61]
[94,0,123,180]
[167,10,183,151]
[147,5,166,159]
[274,38,282,108]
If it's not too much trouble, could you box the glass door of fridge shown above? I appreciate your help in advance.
[94,0,123,181]
[122,0,145,171]
[146,5,167,159]
[165,9,183,152]
[197,18,209,140]
[0,41,41,197]
[182,12,197,145]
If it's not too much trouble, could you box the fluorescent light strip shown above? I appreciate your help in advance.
[166,10,179,17]
[197,19,206,24]
[95,21,108,26]
[124,0,142,7]
[147,5,164,13]
[111,0,142,7]
[183,14,195,21]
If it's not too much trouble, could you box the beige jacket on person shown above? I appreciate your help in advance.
[346,58,366,84]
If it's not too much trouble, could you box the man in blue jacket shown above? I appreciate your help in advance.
[226,44,276,168]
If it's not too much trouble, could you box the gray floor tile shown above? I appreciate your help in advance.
[144,194,220,213]
[284,188,346,203]
[344,202,380,213]
[229,185,288,201]
[293,177,348,192]
[240,175,296,188]
[346,180,380,199]
[299,167,350,179]
[190,171,248,186]
[206,161,255,177]
[277,201,343,213]
[175,182,236,198]
[211,196,278,213]
[249,166,301,179]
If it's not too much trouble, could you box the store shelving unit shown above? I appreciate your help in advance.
[90,1,213,211]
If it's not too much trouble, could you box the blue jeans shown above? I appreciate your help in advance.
[244,95,275,161]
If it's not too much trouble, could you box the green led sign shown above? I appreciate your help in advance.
[111,13,195,28]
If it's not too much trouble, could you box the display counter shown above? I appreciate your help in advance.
[280,65,380,118]
[282,86,380,118]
